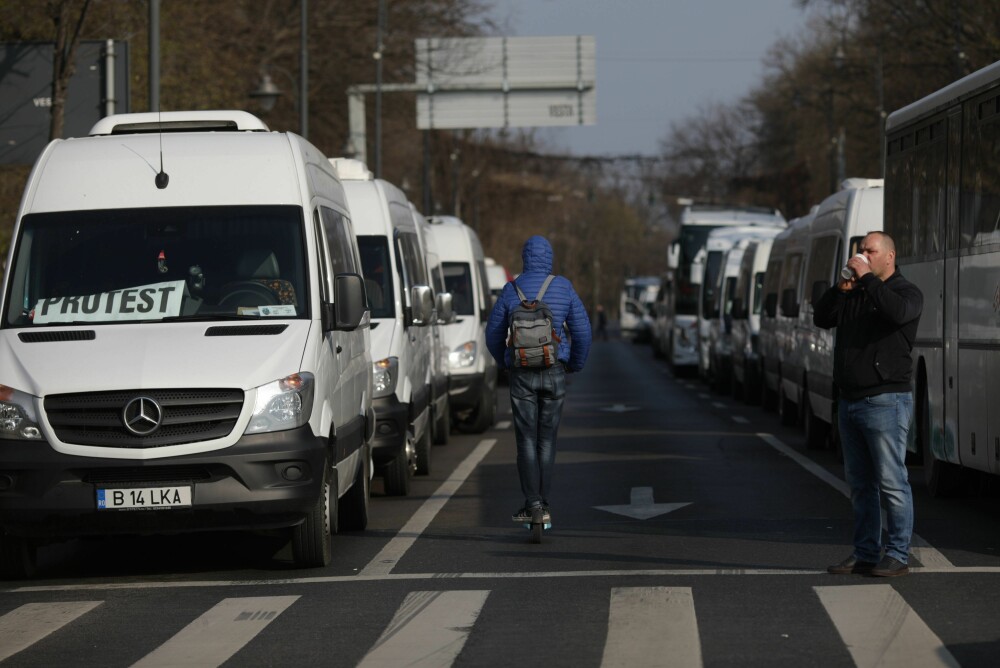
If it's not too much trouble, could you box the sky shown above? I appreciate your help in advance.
[489,0,812,157]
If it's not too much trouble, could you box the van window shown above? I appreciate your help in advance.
[761,258,783,318]
[321,208,360,276]
[358,236,395,318]
[443,262,474,316]
[752,271,766,314]
[779,252,803,312]
[475,259,491,321]
[701,250,723,318]
[395,232,427,293]
[805,236,839,296]
[5,205,308,326]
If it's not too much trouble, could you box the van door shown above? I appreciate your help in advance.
[395,230,432,439]
[313,210,348,452]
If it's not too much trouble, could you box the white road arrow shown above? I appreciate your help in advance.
[599,404,640,413]
[594,487,691,520]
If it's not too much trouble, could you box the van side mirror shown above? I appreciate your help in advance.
[324,273,366,331]
[811,280,830,306]
[763,293,777,319]
[780,288,800,318]
[410,285,434,326]
[436,291,455,324]
[667,244,680,270]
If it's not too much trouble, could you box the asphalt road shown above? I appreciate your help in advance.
[2,336,999,667]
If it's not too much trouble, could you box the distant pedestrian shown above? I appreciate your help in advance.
[485,235,591,525]
[595,304,608,341]
[813,231,923,578]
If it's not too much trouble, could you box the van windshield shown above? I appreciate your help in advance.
[358,236,395,319]
[442,262,474,315]
[3,205,308,327]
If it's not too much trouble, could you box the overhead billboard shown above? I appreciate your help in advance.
[0,40,130,165]
[415,35,595,130]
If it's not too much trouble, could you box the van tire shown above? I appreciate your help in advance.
[464,385,496,434]
[338,451,369,532]
[779,386,798,426]
[414,427,432,476]
[432,395,450,445]
[0,535,37,579]
[382,446,411,496]
[292,467,336,568]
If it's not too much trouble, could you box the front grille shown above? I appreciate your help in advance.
[45,389,244,448]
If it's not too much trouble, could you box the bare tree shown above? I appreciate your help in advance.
[47,0,92,140]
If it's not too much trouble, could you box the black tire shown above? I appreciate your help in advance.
[414,425,432,476]
[0,534,37,579]
[779,386,798,426]
[803,391,827,450]
[919,378,961,497]
[463,384,496,434]
[531,522,543,544]
[292,467,336,568]
[432,394,450,445]
[382,441,412,497]
[338,451,369,532]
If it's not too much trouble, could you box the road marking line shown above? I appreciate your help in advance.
[360,438,497,576]
[0,601,102,662]
[731,416,749,424]
[11,566,1000,593]
[494,420,511,430]
[758,432,955,570]
[711,402,727,409]
[131,596,298,668]
[815,585,959,668]
[601,587,702,668]
[697,393,710,399]
[357,590,489,668]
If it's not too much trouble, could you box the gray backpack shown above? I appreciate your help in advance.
[507,275,561,368]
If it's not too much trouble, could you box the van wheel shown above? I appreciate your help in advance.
[803,392,827,450]
[919,379,961,497]
[0,535,37,579]
[382,444,411,497]
[292,467,336,568]
[779,387,798,426]
[414,427,432,476]
[338,450,369,532]
[464,385,496,434]
[432,395,450,445]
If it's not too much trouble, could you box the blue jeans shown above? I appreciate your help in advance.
[838,392,914,563]
[509,365,567,508]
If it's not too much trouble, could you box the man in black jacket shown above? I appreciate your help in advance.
[813,231,923,578]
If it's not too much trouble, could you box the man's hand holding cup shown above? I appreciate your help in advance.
[838,253,870,291]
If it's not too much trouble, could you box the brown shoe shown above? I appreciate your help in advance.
[871,556,909,577]
[827,556,877,575]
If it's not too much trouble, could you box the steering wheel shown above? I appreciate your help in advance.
[218,281,281,309]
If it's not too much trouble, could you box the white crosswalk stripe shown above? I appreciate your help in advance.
[601,587,703,668]
[357,590,490,668]
[131,595,299,668]
[0,585,974,666]
[0,600,102,662]
[814,585,960,668]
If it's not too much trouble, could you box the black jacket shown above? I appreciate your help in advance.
[812,270,923,400]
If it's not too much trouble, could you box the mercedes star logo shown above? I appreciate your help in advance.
[122,396,163,436]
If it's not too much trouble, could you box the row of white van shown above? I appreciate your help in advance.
[672,178,885,452]
[0,110,501,577]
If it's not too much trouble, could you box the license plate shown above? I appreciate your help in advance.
[96,486,192,510]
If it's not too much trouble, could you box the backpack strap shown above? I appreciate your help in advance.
[534,275,555,302]
[513,280,528,303]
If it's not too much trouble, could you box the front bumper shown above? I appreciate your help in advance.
[0,425,327,539]
[448,371,486,410]
[371,394,408,465]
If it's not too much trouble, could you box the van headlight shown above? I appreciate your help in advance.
[449,341,477,369]
[0,385,43,441]
[373,357,398,398]
[246,372,314,434]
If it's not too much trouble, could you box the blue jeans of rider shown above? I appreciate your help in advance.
[838,392,914,564]
[509,365,567,509]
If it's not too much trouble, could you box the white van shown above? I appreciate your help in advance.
[0,111,373,576]
[729,236,777,401]
[333,159,435,496]
[484,257,511,306]
[424,216,498,432]
[795,179,884,449]
[415,210,454,446]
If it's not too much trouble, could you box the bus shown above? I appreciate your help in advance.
[884,59,1000,495]
[662,204,785,372]
[619,276,659,342]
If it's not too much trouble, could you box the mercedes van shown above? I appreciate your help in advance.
[333,159,435,496]
[423,216,497,432]
[0,111,373,576]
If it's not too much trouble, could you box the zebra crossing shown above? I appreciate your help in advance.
[0,583,961,667]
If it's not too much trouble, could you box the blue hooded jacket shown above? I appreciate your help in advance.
[485,235,592,371]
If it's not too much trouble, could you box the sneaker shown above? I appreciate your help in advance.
[871,556,909,578]
[827,555,878,575]
[511,506,551,523]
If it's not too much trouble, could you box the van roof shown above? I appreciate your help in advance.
[89,110,269,136]
[329,158,374,180]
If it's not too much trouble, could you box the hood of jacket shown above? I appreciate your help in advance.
[521,235,553,274]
